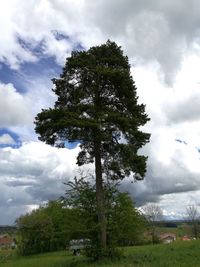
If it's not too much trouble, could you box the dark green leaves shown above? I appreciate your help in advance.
[35,40,150,181]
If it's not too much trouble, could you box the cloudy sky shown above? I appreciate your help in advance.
[1,0,200,224]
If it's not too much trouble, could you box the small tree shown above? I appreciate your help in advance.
[17,210,53,255]
[142,203,163,243]
[63,177,145,258]
[35,40,150,255]
[42,201,82,250]
[16,201,81,255]
[186,205,200,239]
[108,192,145,246]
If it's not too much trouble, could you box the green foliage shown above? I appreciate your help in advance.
[107,192,145,246]
[42,201,79,250]
[35,39,150,182]
[64,177,145,259]
[17,209,53,255]
[64,178,98,243]
[16,201,81,255]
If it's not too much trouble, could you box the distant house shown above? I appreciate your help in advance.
[0,236,16,249]
[181,235,191,241]
[159,233,176,244]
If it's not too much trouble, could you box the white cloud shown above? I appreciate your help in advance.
[0,83,31,128]
[1,0,200,83]
[0,77,56,142]
[0,141,79,184]
[0,1,37,69]
[0,0,82,68]
[121,127,200,207]
[0,141,80,224]
[118,54,200,210]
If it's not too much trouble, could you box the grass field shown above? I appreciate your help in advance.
[1,240,200,267]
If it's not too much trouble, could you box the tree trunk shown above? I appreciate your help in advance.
[94,138,107,250]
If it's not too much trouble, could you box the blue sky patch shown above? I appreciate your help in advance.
[0,63,26,93]
[0,55,62,94]
[20,56,62,80]
[0,35,84,95]
[64,141,79,149]
[17,36,45,57]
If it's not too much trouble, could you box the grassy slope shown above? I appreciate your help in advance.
[1,240,200,267]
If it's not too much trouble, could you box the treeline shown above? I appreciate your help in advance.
[16,179,146,257]
[0,226,16,234]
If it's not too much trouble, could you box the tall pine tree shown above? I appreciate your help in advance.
[35,40,150,253]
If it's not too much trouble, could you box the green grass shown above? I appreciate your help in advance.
[0,250,84,267]
[1,240,200,267]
